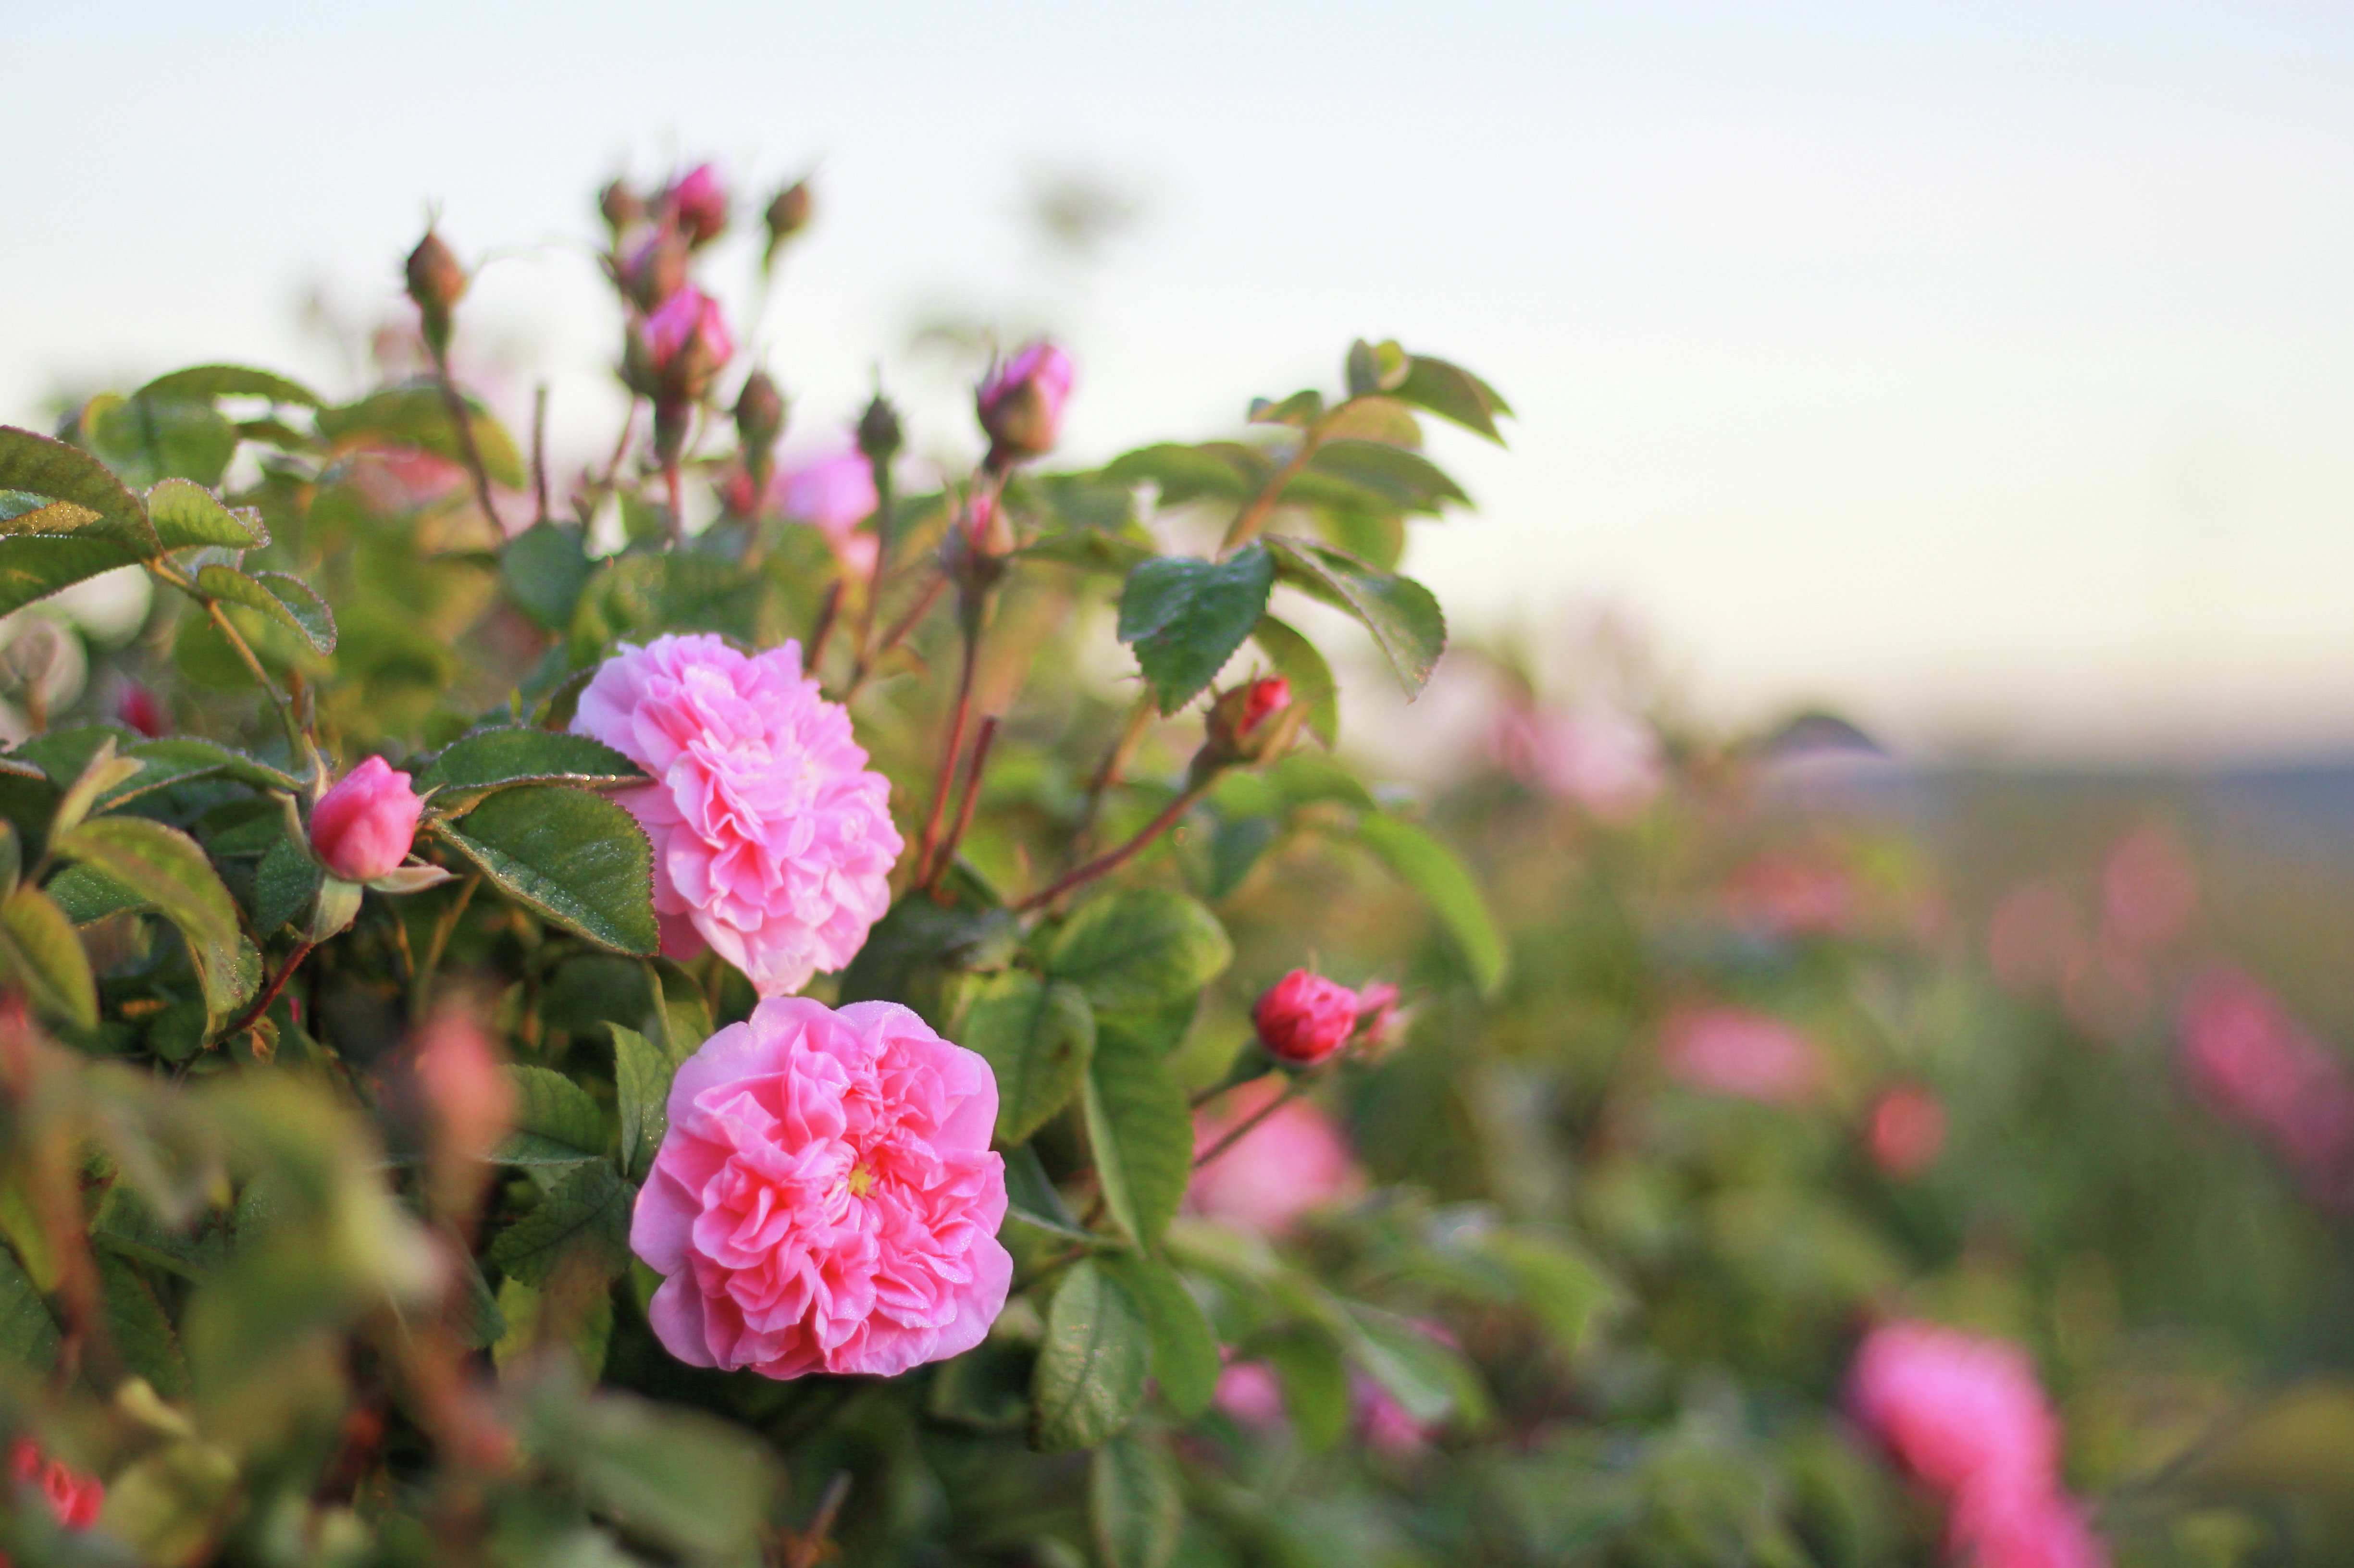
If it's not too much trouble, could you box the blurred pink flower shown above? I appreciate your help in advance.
[572,634,903,996]
[1660,1005,1825,1107]
[1492,704,1663,822]
[776,449,881,577]
[1188,1079,1363,1235]
[1721,852,1855,938]
[976,339,1074,463]
[2178,966,2354,1206]
[310,755,424,883]
[1951,1485,2111,1568]
[1214,1358,1287,1427]
[1867,1085,1946,1179]
[1253,970,1360,1067]
[662,163,729,246]
[1353,1372,1430,1456]
[632,998,1010,1379]
[8,1437,102,1538]
[413,1005,513,1170]
[114,680,167,738]
[2100,825,2197,951]
[1986,880,2085,997]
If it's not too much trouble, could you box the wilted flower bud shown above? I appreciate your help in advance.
[642,286,734,402]
[1254,969,1362,1067]
[662,163,729,247]
[310,755,423,883]
[1197,676,1304,778]
[976,340,1073,468]
[764,179,813,266]
[405,229,468,356]
[599,178,644,234]
[857,391,904,466]
[735,370,788,490]
[622,227,691,311]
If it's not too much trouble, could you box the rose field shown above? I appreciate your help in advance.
[0,154,2351,1568]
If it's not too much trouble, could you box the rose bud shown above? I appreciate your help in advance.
[975,340,1074,469]
[599,177,644,235]
[115,679,168,738]
[764,179,813,268]
[310,755,425,883]
[1353,981,1404,1050]
[857,390,904,466]
[405,229,469,356]
[1195,676,1305,779]
[643,286,734,401]
[662,163,730,247]
[1254,969,1362,1067]
[735,369,788,494]
[9,1438,103,1536]
[622,226,691,311]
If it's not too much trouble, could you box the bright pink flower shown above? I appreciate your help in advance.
[1848,1321,2060,1502]
[310,755,424,882]
[572,634,902,996]
[645,285,733,377]
[1660,1005,1825,1107]
[663,163,729,245]
[631,997,1010,1379]
[2101,825,2197,951]
[1188,1078,1363,1235]
[1214,1358,1287,1427]
[1492,704,1663,822]
[1253,970,1360,1066]
[976,340,1074,463]
[1867,1085,1946,1179]
[1950,1483,2111,1568]
[9,1437,102,1533]
[114,680,167,738]
[2179,967,2354,1205]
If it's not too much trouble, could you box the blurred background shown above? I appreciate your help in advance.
[11,0,2354,763]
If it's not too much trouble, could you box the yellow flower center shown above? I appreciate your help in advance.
[846,1163,875,1198]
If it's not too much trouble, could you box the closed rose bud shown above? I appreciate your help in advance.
[622,227,691,311]
[857,391,904,465]
[976,340,1074,468]
[405,229,468,355]
[310,755,424,883]
[115,680,167,738]
[765,179,813,265]
[599,178,644,234]
[1254,969,1361,1066]
[736,370,787,461]
[643,286,734,401]
[1238,676,1290,741]
[663,163,729,247]
[1197,677,1304,778]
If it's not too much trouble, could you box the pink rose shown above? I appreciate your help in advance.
[777,449,878,538]
[662,163,729,246]
[310,755,424,882]
[2179,966,2354,1205]
[1848,1321,2060,1502]
[1492,703,1663,822]
[976,339,1074,465]
[1253,970,1360,1067]
[571,634,903,996]
[1867,1085,1946,1179]
[412,1006,513,1170]
[1188,1078,1363,1235]
[1660,1005,1825,1107]
[630,998,1011,1379]
[1949,1483,2111,1568]
[1214,1358,1287,1427]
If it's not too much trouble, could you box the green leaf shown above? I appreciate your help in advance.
[1101,443,1265,508]
[1014,527,1158,578]
[1265,535,1446,699]
[503,522,595,631]
[136,364,322,408]
[1248,389,1325,429]
[495,1065,609,1167]
[1248,615,1338,748]
[0,535,145,617]
[1091,1430,1184,1568]
[1390,354,1512,444]
[435,785,658,955]
[99,1251,190,1400]
[1103,1253,1220,1420]
[0,887,96,1030]
[559,1394,782,1560]
[611,1023,686,1183]
[116,736,301,800]
[0,1239,60,1372]
[195,564,337,654]
[44,864,144,925]
[1351,814,1506,994]
[1306,440,1468,513]
[490,1161,634,1287]
[1481,1231,1615,1360]
[0,423,157,551]
[1116,544,1275,714]
[1031,1258,1152,1453]
[414,727,645,811]
[1046,889,1232,1013]
[318,383,526,489]
[1346,1305,1478,1428]
[146,478,270,551]
[957,972,1095,1145]
[51,815,245,1017]
[1082,1012,1194,1248]
[1001,1143,1095,1243]
[249,836,319,937]
[1261,1328,1350,1450]
[83,391,240,489]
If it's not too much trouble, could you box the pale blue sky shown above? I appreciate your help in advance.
[9,2,2354,759]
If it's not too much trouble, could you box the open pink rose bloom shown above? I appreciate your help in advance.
[572,633,903,996]
[632,998,1011,1379]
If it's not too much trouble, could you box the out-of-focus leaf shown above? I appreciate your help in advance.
[414,727,644,811]
[1249,389,1325,429]
[1351,813,1506,994]
[51,815,246,1018]
[492,1276,611,1380]
[0,535,144,617]
[1046,889,1232,1013]
[959,971,1096,1145]
[489,1161,634,1287]
[0,423,158,551]
[1306,439,1467,512]
[1016,527,1157,578]
[136,364,323,408]
[1389,354,1512,444]
[101,1439,239,1568]
[1092,1428,1184,1568]
[195,564,336,654]
[0,1239,60,1372]
[556,1392,783,1559]
[84,391,239,489]
[0,885,97,1030]
[317,383,526,489]
[436,785,658,955]
[611,1023,686,1183]
[503,521,594,631]
[1249,615,1338,748]
[146,478,269,551]
[1102,443,1265,508]
[100,1251,190,1400]
[1083,1012,1193,1248]
[1265,535,1445,700]
[1260,1327,1350,1451]
[1347,1304,1484,1429]
[1103,1253,1220,1420]
[1032,1258,1152,1452]
[494,1065,609,1168]
[1002,1143,1096,1243]
[1117,544,1276,714]
[1481,1231,1616,1360]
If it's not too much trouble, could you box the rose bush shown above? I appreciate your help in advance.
[0,158,2343,1568]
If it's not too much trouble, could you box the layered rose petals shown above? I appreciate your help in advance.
[572,634,903,996]
[632,998,1011,1379]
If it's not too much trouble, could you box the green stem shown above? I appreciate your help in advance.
[411,871,481,1018]
[1219,417,1334,556]
[425,340,503,529]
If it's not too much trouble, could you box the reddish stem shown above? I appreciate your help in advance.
[912,629,979,887]
[1190,1077,1306,1173]
[925,714,999,894]
[1012,784,1205,914]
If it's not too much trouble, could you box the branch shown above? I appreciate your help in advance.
[424,340,504,531]
[1013,783,1205,914]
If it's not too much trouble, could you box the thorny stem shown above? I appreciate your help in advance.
[412,872,481,1018]
[1189,1076,1307,1173]
[1218,417,1332,556]
[1013,783,1206,914]
[912,625,981,889]
[925,714,999,895]
[425,339,503,531]
[222,940,317,1044]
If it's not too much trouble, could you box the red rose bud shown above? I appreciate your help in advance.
[115,679,167,738]
[599,177,644,234]
[976,339,1074,468]
[643,285,734,401]
[1868,1085,1947,1179]
[405,229,469,356]
[310,755,424,883]
[1238,676,1291,741]
[662,163,729,247]
[764,179,813,267]
[1197,677,1305,778]
[1255,970,1363,1066]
